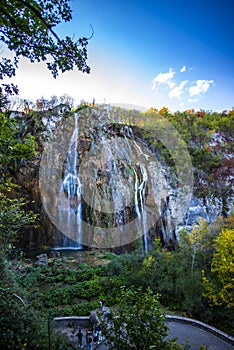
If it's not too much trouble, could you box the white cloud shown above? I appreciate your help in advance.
[152,68,175,90]
[180,65,186,73]
[168,81,176,89]
[188,98,199,103]
[168,80,188,99]
[152,68,215,109]
[189,79,214,97]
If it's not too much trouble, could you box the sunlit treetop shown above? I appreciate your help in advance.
[0,0,91,95]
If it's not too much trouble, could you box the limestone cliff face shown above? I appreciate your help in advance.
[13,105,232,251]
[12,105,70,248]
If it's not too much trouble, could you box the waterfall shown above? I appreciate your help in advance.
[39,105,194,252]
[53,115,176,253]
[112,125,149,253]
[139,164,149,254]
[132,163,149,254]
[57,113,83,248]
[122,126,149,253]
[80,124,150,253]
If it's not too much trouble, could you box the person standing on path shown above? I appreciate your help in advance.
[86,330,93,350]
[77,329,83,348]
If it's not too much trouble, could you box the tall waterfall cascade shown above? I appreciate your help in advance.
[40,106,193,251]
[57,114,83,248]
[56,115,154,251]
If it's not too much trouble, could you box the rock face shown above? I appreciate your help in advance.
[34,253,48,266]
[14,105,232,252]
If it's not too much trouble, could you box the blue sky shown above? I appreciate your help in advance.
[3,0,234,111]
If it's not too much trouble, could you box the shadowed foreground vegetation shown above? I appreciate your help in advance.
[0,211,233,348]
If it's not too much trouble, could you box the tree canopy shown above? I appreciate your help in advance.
[202,227,234,308]
[101,287,189,350]
[0,0,91,96]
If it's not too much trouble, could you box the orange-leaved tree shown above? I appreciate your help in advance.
[202,228,234,308]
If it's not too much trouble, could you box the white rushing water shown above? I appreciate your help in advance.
[56,119,151,252]
[58,113,83,248]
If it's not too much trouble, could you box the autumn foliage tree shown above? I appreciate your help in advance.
[202,228,234,308]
